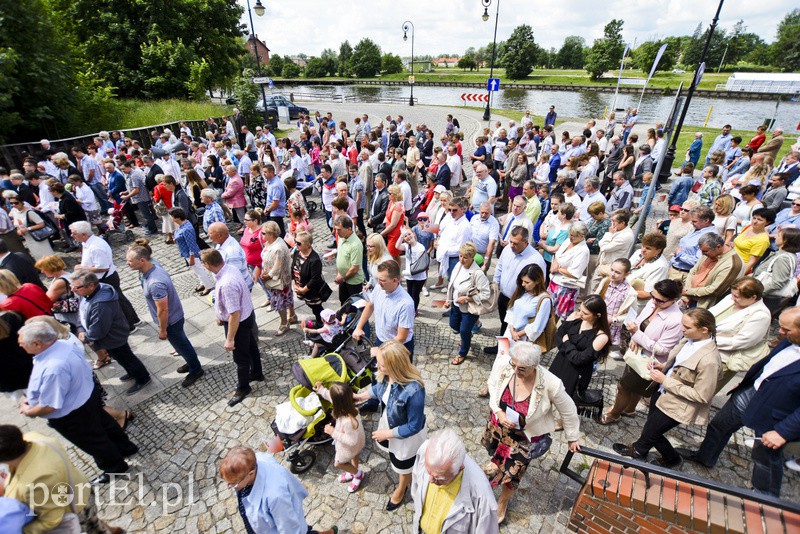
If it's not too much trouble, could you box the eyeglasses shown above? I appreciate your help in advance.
[792,203,800,207]
[8,201,19,205]
[650,292,669,304]
[226,470,254,490]
[509,363,528,372]
[71,285,84,291]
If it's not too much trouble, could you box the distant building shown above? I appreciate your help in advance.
[723,72,800,94]
[246,35,270,64]
[401,58,435,72]
[290,57,308,68]
[432,57,460,68]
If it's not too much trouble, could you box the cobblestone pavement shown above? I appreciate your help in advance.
[3,103,797,533]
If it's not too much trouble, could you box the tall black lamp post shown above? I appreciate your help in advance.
[402,21,415,106]
[662,0,725,183]
[481,0,500,121]
[246,0,269,122]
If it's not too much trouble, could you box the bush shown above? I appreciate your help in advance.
[282,62,301,78]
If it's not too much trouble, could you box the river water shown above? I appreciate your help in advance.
[279,83,798,130]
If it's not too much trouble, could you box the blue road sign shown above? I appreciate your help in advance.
[487,78,500,92]
[268,78,274,89]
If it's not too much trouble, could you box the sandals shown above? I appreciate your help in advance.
[275,324,290,336]
[287,315,300,325]
[348,470,364,493]
[93,358,112,370]
[338,472,353,483]
[450,356,466,366]
[598,412,621,425]
[193,284,205,293]
[621,410,637,417]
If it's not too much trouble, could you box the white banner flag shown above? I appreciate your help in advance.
[645,43,668,85]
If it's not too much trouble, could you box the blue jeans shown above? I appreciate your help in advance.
[167,318,202,375]
[449,307,479,358]
[446,255,459,279]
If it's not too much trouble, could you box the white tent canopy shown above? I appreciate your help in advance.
[724,72,800,94]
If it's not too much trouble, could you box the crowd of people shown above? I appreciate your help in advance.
[0,104,799,533]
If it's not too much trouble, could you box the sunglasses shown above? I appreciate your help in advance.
[650,292,669,304]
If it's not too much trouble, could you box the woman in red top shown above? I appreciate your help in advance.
[240,209,270,307]
[381,185,406,262]
[0,270,52,319]
[153,175,176,243]
[747,125,767,153]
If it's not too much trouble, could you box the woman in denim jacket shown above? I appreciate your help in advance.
[354,341,427,511]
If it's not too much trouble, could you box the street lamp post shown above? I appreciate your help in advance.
[402,21,415,107]
[662,0,725,183]
[246,0,269,122]
[481,0,500,122]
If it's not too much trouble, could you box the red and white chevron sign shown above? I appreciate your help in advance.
[460,93,489,102]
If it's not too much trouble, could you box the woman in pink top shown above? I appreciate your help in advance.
[599,279,684,424]
[240,209,270,306]
[221,164,247,228]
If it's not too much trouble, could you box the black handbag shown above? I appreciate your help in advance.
[26,211,56,241]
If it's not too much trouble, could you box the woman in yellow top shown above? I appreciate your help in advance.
[733,207,774,274]
[0,426,121,534]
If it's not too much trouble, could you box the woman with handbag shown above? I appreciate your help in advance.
[709,277,771,391]
[4,192,54,260]
[614,308,722,468]
[599,279,684,425]
[548,294,610,400]
[445,242,491,366]
[34,256,79,329]
[754,226,800,314]
[502,264,555,351]
[398,228,428,313]
[259,221,297,336]
[0,269,52,320]
[66,175,104,236]
[483,342,581,524]
[291,231,332,324]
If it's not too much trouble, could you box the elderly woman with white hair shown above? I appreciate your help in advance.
[259,220,297,336]
[484,341,580,524]
[200,188,226,234]
[411,428,499,533]
[548,220,591,319]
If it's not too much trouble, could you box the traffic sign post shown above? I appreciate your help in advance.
[252,76,269,84]
[487,78,500,91]
[408,75,415,84]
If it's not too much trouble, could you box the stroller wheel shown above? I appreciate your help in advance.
[307,201,317,214]
[289,450,316,474]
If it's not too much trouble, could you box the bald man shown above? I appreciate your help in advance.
[208,222,252,290]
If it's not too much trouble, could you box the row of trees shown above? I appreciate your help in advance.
[261,39,404,79]
[455,9,799,79]
[0,0,245,143]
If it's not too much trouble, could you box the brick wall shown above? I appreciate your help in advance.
[568,460,800,534]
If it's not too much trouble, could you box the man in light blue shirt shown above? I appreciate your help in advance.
[704,124,732,167]
[353,260,416,360]
[470,202,500,271]
[484,226,545,355]
[469,164,498,212]
[265,164,287,236]
[578,177,607,223]
[770,200,800,235]
[18,321,138,480]
[668,206,716,278]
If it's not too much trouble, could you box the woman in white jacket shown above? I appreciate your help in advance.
[709,276,771,391]
[483,342,580,524]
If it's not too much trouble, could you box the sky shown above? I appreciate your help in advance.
[240,0,796,58]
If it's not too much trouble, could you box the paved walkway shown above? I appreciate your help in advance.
[3,103,797,533]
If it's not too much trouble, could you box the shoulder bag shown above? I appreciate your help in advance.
[468,269,498,315]
[532,293,557,353]
[26,210,56,241]
[623,345,654,380]
[409,246,431,276]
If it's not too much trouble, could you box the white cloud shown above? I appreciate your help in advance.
[242,0,795,57]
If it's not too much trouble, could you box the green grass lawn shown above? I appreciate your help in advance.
[278,67,730,91]
[110,99,232,130]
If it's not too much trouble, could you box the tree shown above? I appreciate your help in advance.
[457,55,478,71]
[480,41,506,68]
[632,40,675,73]
[381,53,404,74]
[338,41,353,76]
[348,38,381,78]
[501,25,540,79]
[267,54,284,77]
[773,9,800,71]
[304,57,328,78]
[555,36,586,69]
[0,0,83,143]
[186,59,211,100]
[233,68,260,126]
[140,38,196,97]
[50,0,244,98]
[585,19,625,80]
[320,48,338,76]
[282,61,301,78]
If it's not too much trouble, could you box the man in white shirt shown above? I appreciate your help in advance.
[578,177,607,223]
[70,220,141,331]
[435,197,472,279]
[470,202,499,272]
[677,307,800,497]
[446,144,462,189]
[157,153,181,181]
[394,171,413,214]
[207,222,253,291]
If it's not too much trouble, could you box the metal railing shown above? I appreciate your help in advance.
[287,92,417,106]
[559,446,800,515]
